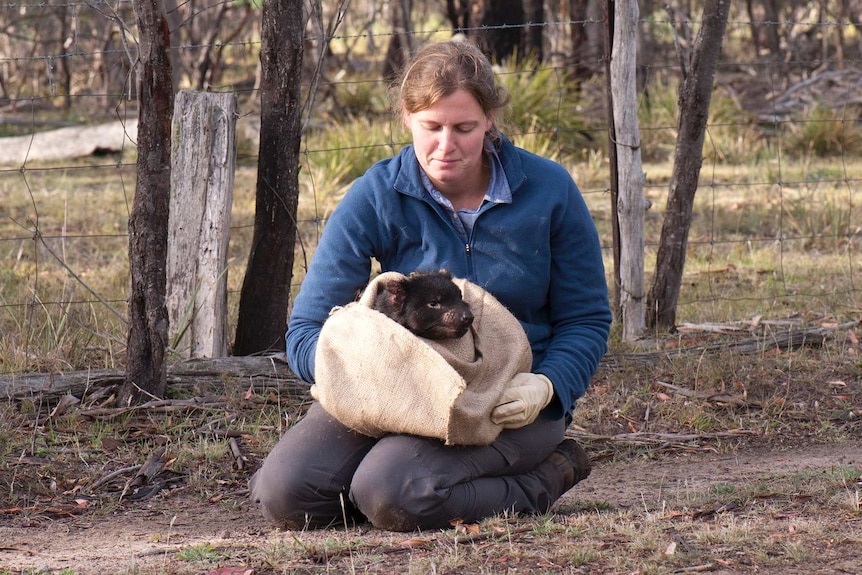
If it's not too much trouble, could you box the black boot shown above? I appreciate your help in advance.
[550,438,591,491]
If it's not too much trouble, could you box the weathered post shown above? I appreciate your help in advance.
[167,90,237,358]
[611,0,647,340]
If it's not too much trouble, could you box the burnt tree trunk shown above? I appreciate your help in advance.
[522,0,543,60]
[646,0,730,330]
[471,0,524,62]
[382,0,414,81]
[569,0,592,82]
[233,0,304,355]
[446,0,471,32]
[121,0,174,404]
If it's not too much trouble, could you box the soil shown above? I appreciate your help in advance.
[2,439,860,575]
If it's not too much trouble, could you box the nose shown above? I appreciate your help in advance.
[438,127,457,152]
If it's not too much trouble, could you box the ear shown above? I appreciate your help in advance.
[484,114,494,134]
[438,268,452,279]
[383,279,407,306]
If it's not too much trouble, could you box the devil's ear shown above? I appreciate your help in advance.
[382,278,407,306]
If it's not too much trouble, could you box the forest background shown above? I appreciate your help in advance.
[0,1,861,574]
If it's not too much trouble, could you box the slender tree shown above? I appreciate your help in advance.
[121,0,173,404]
[646,0,731,329]
[233,0,304,355]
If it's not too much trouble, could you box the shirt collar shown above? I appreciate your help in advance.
[420,140,512,206]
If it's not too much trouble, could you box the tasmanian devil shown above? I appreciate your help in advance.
[370,270,474,340]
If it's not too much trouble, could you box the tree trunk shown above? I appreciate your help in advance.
[569,0,592,82]
[522,0,543,60]
[603,0,621,322]
[611,0,646,340]
[233,0,304,355]
[121,0,174,404]
[646,0,731,330]
[472,0,524,62]
[382,0,414,81]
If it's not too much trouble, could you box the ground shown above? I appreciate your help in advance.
[2,439,860,575]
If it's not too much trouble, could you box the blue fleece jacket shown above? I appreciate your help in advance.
[286,136,612,420]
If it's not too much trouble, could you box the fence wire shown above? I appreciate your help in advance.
[1,3,861,370]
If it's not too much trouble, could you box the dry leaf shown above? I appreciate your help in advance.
[665,541,677,556]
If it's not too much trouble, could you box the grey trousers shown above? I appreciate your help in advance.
[248,402,568,531]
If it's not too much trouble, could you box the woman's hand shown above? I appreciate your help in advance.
[490,373,554,429]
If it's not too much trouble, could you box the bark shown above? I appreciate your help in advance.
[121,0,174,404]
[646,0,731,330]
[603,0,621,321]
[611,0,646,340]
[523,0,543,60]
[166,91,236,359]
[569,0,592,81]
[382,0,414,81]
[233,0,304,355]
[471,0,524,62]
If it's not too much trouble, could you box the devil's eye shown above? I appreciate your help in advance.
[427,301,441,309]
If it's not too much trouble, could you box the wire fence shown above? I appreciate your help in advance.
[1,1,861,370]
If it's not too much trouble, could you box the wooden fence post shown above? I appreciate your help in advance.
[167,90,237,358]
[611,0,647,341]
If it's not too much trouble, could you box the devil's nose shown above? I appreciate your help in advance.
[463,310,474,324]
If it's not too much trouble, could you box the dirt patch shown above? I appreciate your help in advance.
[2,440,859,575]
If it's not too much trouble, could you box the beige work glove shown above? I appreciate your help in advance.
[490,373,554,429]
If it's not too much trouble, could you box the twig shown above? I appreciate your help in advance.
[655,380,759,407]
[85,464,143,494]
[566,428,757,448]
[120,446,168,501]
[76,397,226,418]
[452,524,534,544]
[229,437,246,470]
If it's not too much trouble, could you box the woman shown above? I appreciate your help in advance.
[249,40,612,532]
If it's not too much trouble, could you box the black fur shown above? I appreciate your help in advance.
[371,270,474,340]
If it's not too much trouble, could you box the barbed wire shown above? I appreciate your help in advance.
[2,8,861,369]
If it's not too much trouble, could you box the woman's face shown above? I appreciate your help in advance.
[403,88,493,197]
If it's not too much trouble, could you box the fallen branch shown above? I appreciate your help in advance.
[0,354,308,405]
[567,428,758,449]
[654,380,760,408]
[84,464,143,494]
[76,397,227,419]
[229,437,247,470]
[0,323,851,406]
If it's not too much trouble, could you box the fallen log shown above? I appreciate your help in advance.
[0,354,306,404]
[0,119,138,166]
[0,323,850,404]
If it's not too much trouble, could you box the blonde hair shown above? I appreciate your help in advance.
[394,40,510,143]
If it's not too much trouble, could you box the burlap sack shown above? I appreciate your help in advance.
[311,271,533,445]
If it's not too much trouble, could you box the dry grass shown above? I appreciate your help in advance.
[1,322,860,573]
